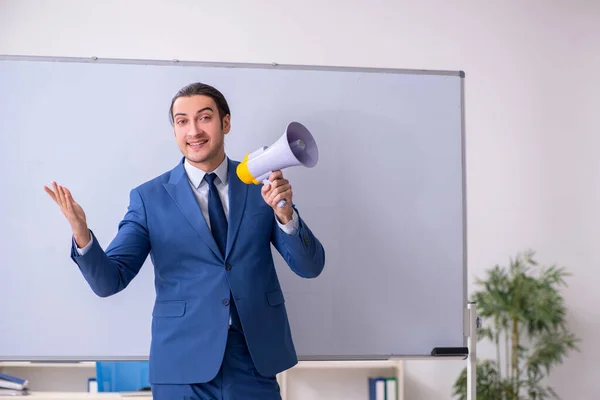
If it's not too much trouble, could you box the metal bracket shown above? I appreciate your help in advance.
[467,302,478,400]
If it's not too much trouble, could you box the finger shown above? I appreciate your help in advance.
[58,185,67,208]
[59,185,69,210]
[53,182,65,207]
[43,186,58,203]
[59,185,68,204]
[268,183,291,202]
[63,187,73,212]
[63,186,75,202]
[269,170,283,181]
[272,191,291,207]
[269,185,291,204]
[261,182,272,197]
[268,178,288,190]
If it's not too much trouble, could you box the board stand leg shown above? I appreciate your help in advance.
[467,302,480,400]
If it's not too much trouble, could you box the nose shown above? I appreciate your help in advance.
[189,119,203,136]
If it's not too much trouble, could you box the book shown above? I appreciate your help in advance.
[368,377,385,400]
[0,387,29,396]
[0,373,28,391]
[368,376,398,400]
[385,377,398,400]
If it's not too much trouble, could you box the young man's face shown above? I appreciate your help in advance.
[172,95,231,171]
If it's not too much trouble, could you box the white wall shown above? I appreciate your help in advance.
[1,0,599,398]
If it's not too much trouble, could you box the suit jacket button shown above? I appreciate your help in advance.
[223,299,229,306]
[225,264,232,271]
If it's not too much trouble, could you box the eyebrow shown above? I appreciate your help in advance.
[174,107,214,118]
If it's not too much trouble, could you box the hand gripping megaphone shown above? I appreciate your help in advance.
[236,121,319,208]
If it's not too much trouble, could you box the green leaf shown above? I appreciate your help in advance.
[452,360,504,400]
[527,331,580,377]
[477,326,494,342]
[455,250,581,399]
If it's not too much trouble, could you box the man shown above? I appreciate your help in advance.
[44,82,326,400]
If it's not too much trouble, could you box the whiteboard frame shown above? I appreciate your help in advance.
[0,54,464,76]
[0,54,468,361]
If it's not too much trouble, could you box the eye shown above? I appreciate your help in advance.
[176,119,186,125]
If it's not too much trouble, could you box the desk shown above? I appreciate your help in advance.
[26,393,151,399]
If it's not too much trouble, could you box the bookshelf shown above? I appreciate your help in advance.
[0,362,95,368]
[5,393,149,399]
[278,360,404,400]
[0,360,404,400]
[0,362,95,393]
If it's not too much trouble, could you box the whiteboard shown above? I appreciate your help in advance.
[0,56,467,361]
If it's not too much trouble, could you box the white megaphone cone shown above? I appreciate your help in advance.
[236,121,318,208]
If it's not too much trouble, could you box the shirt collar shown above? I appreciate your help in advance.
[184,156,229,188]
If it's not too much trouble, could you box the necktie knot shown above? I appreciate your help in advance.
[204,172,217,186]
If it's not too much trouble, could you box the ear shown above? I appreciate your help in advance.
[222,114,231,134]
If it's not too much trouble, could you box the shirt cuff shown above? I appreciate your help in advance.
[276,208,299,235]
[74,231,94,255]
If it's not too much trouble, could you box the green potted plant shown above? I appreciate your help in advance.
[453,250,580,399]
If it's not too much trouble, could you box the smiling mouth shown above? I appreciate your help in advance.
[187,140,208,149]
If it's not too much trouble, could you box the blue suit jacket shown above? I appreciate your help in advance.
[70,157,325,384]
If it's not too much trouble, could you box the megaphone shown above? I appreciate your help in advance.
[236,121,319,208]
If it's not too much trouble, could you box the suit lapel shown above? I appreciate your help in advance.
[163,159,223,261]
[226,158,248,258]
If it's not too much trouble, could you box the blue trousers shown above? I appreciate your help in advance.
[151,326,282,400]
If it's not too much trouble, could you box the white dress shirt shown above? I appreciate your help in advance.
[183,157,299,235]
[75,156,298,255]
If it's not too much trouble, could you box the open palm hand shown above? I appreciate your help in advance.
[44,181,90,246]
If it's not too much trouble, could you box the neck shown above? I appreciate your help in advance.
[187,152,226,173]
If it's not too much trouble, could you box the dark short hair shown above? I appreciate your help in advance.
[169,82,230,126]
